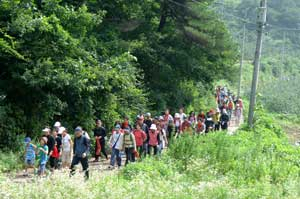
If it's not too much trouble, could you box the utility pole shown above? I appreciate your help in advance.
[238,24,246,98]
[248,0,267,127]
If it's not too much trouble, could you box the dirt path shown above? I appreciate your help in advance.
[10,157,125,183]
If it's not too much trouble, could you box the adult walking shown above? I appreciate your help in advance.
[93,119,108,162]
[70,127,90,180]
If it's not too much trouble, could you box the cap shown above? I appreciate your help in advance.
[115,124,121,130]
[42,127,51,132]
[150,124,157,130]
[58,127,66,134]
[145,113,151,117]
[175,113,180,118]
[24,137,31,143]
[54,121,61,128]
[75,126,82,132]
[159,116,164,121]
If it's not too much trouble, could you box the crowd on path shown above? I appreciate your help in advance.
[23,86,243,180]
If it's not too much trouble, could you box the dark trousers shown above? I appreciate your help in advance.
[125,147,135,165]
[215,123,220,131]
[148,145,158,156]
[70,156,89,180]
[137,146,143,159]
[49,157,58,169]
[95,141,108,160]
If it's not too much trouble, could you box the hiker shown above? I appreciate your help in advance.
[122,116,132,130]
[37,137,49,177]
[42,127,55,157]
[54,121,63,138]
[174,113,181,136]
[196,118,205,134]
[228,99,234,120]
[51,129,62,170]
[163,109,174,124]
[205,114,214,133]
[136,115,149,157]
[178,108,186,124]
[197,111,206,121]
[144,113,153,129]
[109,125,124,169]
[23,137,37,176]
[70,127,90,180]
[188,111,196,125]
[157,124,168,155]
[148,124,159,156]
[93,119,108,162]
[213,109,221,131]
[49,140,60,172]
[133,124,147,159]
[181,116,192,135]
[123,127,137,165]
[220,109,230,130]
[61,128,72,169]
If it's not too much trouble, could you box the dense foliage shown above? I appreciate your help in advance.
[0,0,237,149]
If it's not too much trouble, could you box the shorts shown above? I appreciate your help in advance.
[61,151,71,164]
[38,163,46,174]
[25,159,35,166]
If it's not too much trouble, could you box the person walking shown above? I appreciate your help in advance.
[123,128,137,165]
[93,119,108,162]
[109,125,124,169]
[133,124,147,160]
[148,124,159,156]
[61,128,72,169]
[70,127,90,180]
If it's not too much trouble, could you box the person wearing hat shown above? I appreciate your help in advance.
[93,119,108,162]
[70,127,90,180]
[109,125,124,169]
[37,137,49,177]
[23,137,37,176]
[148,124,159,156]
[42,127,55,157]
[144,113,152,129]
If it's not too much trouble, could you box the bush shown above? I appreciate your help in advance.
[0,151,23,173]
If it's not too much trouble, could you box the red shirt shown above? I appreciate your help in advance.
[148,130,159,146]
[133,129,146,147]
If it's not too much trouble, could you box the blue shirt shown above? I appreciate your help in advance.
[25,144,36,160]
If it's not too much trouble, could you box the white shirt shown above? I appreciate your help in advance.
[109,133,124,150]
[179,113,186,124]
[62,134,71,152]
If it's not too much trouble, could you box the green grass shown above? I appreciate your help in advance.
[1,110,300,198]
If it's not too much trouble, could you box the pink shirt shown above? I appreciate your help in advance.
[148,130,159,146]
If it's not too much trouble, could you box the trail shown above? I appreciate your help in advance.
[228,113,244,135]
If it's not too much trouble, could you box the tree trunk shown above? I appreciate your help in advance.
[158,1,168,32]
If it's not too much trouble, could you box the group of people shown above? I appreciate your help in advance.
[23,86,243,180]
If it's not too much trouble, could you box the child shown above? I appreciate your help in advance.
[24,137,37,176]
[38,137,49,177]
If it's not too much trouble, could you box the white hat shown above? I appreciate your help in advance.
[42,127,51,132]
[150,124,157,130]
[58,127,66,134]
[159,116,164,121]
[175,113,180,118]
[54,121,61,128]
